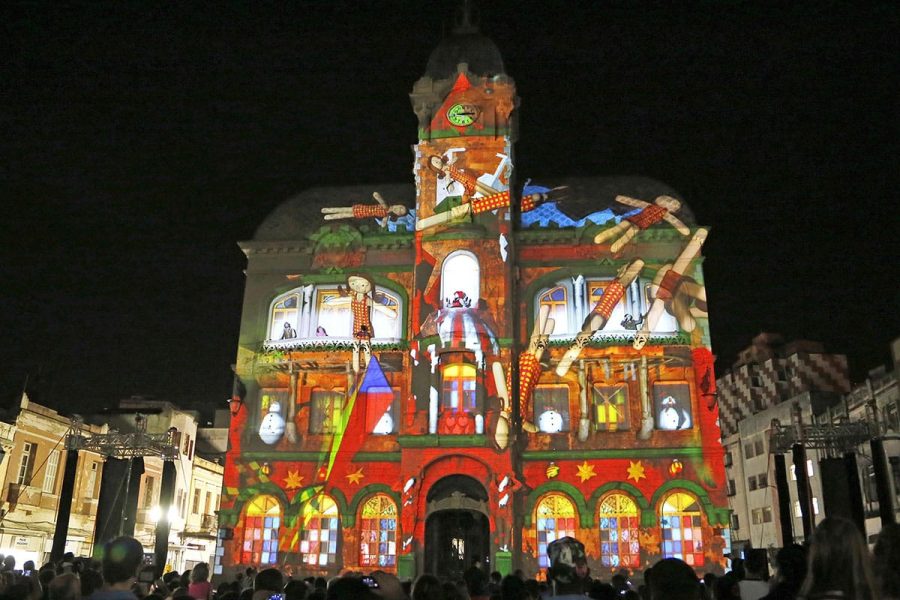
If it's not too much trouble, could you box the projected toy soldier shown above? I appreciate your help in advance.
[593,195,691,252]
[320,192,408,226]
[327,274,397,372]
[417,154,568,231]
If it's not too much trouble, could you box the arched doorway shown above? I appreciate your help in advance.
[424,474,490,579]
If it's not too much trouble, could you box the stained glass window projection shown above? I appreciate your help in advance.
[660,492,705,566]
[300,494,340,567]
[359,494,398,568]
[241,495,281,565]
[598,493,640,568]
[536,494,577,569]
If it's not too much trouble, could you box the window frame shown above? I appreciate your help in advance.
[358,494,399,569]
[42,450,60,494]
[17,441,35,486]
[535,493,578,570]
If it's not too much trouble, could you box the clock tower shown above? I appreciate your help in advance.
[402,13,523,578]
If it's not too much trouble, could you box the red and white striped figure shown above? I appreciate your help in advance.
[493,305,555,448]
[593,195,690,252]
[555,259,645,376]
[321,192,408,225]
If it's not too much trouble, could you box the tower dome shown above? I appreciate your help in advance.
[424,9,505,79]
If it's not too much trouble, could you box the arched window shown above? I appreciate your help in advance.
[241,495,281,565]
[270,293,301,340]
[359,494,398,568]
[535,494,578,569]
[440,251,480,306]
[300,494,340,567]
[439,360,480,435]
[539,286,569,333]
[660,492,704,566]
[598,493,640,568]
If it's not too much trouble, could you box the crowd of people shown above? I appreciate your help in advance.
[0,518,897,600]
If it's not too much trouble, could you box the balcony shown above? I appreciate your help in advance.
[201,513,218,530]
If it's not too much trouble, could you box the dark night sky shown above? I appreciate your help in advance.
[2,1,898,417]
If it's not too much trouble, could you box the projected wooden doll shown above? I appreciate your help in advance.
[320,192,408,224]
[555,259,645,377]
[493,305,554,449]
[593,195,690,252]
[633,228,708,350]
[326,274,397,372]
[417,154,568,231]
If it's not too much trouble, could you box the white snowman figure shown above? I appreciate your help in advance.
[658,396,691,431]
[538,409,564,434]
[259,400,286,445]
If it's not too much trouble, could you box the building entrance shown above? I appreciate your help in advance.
[424,474,490,579]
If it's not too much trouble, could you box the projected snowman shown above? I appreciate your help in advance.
[259,400,286,445]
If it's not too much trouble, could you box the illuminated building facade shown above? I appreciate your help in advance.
[217,18,729,580]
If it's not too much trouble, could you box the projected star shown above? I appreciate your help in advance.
[283,470,304,490]
[626,460,646,483]
[576,461,597,483]
[346,467,365,485]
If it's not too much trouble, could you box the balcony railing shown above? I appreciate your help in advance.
[201,513,218,530]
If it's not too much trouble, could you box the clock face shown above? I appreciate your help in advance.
[447,103,481,126]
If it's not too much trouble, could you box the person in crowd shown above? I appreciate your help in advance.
[544,537,590,598]
[282,580,307,600]
[411,574,442,600]
[441,580,469,600]
[587,581,617,599]
[498,575,526,600]
[91,536,145,600]
[79,569,103,599]
[251,570,283,600]
[368,571,405,600]
[39,568,57,600]
[739,549,770,600]
[714,571,742,600]
[187,565,211,600]
[464,560,486,598]
[48,575,80,600]
[323,577,378,600]
[874,522,900,600]
[647,558,700,600]
[761,544,806,600]
[798,517,878,600]
[2,557,16,573]
[487,573,502,597]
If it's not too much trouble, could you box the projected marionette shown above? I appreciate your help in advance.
[593,195,690,252]
[325,274,397,372]
[320,192,408,225]
[555,259,645,377]
[633,228,708,350]
[492,305,555,448]
[416,155,568,231]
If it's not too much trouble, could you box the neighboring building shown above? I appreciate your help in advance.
[0,395,224,570]
[218,16,729,580]
[0,395,106,564]
[721,335,899,550]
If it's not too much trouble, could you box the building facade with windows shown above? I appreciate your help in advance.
[720,335,900,550]
[218,19,729,580]
[0,395,224,570]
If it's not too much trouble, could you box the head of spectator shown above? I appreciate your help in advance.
[179,570,191,590]
[238,588,253,600]
[48,573,81,600]
[189,564,208,585]
[39,568,57,590]
[800,517,877,600]
[369,571,404,600]
[546,536,589,596]
[283,580,308,600]
[499,574,527,600]
[163,572,180,589]
[648,558,700,600]
[411,574,442,600]
[744,548,769,581]
[325,577,378,600]
[313,578,326,592]
[524,579,540,600]
[2,555,15,572]
[874,522,900,600]
[100,536,144,591]
[440,581,467,600]
[767,544,806,597]
[587,581,617,600]
[80,568,103,598]
[252,569,284,600]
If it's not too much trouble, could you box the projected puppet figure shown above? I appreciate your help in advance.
[493,305,555,449]
[593,195,690,252]
[320,192,408,225]
[416,155,568,231]
[325,274,397,372]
